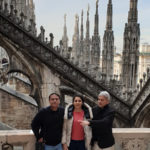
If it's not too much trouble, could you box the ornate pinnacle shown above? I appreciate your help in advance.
[81,9,83,17]
[87,4,90,16]
[64,14,67,26]
[96,0,99,7]
[75,14,79,22]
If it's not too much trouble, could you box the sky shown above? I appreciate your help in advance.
[33,0,150,53]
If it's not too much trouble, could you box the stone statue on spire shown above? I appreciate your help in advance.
[75,14,79,22]
[87,4,90,16]
[81,9,83,17]
[96,0,99,8]
[64,14,66,25]
[61,13,68,58]
[91,0,100,68]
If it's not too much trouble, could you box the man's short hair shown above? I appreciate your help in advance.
[49,93,60,100]
[98,91,110,101]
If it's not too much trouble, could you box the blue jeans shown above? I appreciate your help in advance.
[69,140,86,150]
[45,143,62,150]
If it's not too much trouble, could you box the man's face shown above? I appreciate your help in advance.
[49,94,60,109]
[98,95,109,108]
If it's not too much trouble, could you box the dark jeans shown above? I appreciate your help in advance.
[45,143,62,150]
[69,140,86,150]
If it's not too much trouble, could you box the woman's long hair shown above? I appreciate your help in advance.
[72,94,85,110]
[72,94,84,103]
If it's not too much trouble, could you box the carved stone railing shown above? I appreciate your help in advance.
[113,128,150,150]
[0,130,35,150]
[130,77,150,118]
[0,129,150,150]
[0,5,130,121]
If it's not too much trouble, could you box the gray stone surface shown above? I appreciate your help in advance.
[0,122,13,130]
[0,85,37,106]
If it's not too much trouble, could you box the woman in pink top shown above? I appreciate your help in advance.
[62,95,93,150]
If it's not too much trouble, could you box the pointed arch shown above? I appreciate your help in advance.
[135,99,150,127]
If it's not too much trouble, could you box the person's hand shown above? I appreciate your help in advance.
[63,143,68,150]
[78,120,90,126]
[38,138,43,143]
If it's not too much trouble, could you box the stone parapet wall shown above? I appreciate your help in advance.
[0,90,38,129]
[114,128,150,150]
[0,129,150,150]
[0,130,35,150]
[8,77,31,95]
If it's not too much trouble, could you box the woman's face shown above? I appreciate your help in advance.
[73,96,83,109]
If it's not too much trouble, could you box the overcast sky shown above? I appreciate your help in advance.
[33,0,150,52]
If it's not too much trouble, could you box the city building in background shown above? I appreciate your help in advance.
[138,43,150,81]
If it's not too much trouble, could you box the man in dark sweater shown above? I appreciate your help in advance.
[31,93,64,150]
[79,91,115,150]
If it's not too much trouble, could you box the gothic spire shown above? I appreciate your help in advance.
[86,4,90,39]
[128,0,138,23]
[102,0,114,81]
[63,14,68,39]
[121,0,140,91]
[80,10,84,41]
[72,14,80,63]
[94,0,99,35]
[74,14,79,36]
[106,0,112,30]
[62,14,68,57]
[91,0,101,68]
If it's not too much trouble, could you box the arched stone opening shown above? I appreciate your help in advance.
[60,86,77,106]
[60,85,96,107]
[0,46,38,129]
[0,46,10,85]
[0,88,38,129]
[142,112,150,127]
[6,71,33,96]
[0,37,43,107]
[135,100,150,127]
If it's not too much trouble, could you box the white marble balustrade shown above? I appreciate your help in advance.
[0,128,150,150]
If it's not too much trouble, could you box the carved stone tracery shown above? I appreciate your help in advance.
[122,138,148,150]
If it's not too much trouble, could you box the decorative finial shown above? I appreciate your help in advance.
[81,9,83,17]
[87,4,90,17]
[64,14,66,22]
[96,0,99,13]
[96,0,99,6]
[75,14,79,22]
[88,4,90,13]
[64,14,67,25]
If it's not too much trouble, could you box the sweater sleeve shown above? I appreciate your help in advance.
[89,110,115,131]
[31,109,44,140]
[61,119,67,144]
